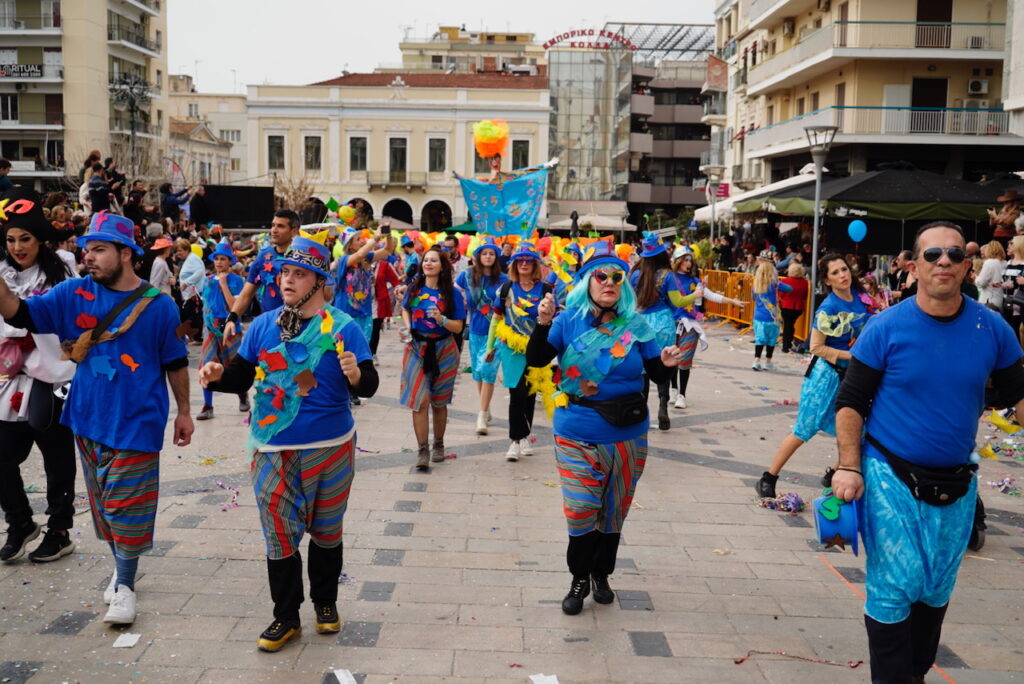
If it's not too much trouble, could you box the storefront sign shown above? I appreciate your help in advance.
[543,29,638,51]
[0,64,42,78]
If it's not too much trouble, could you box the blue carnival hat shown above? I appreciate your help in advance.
[80,211,143,255]
[576,241,628,279]
[278,236,332,279]
[510,241,541,262]
[210,241,237,265]
[813,488,860,556]
[474,235,500,258]
[639,234,667,259]
[401,235,414,247]
[565,242,582,258]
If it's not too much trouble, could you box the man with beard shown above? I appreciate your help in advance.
[0,211,194,626]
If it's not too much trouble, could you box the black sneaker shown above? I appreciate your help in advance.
[196,405,214,421]
[591,574,614,604]
[755,472,778,499]
[257,619,301,652]
[28,529,75,562]
[967,527,986,552]
[821,467,836,488]
[350,396,361,407]
[238,394,251,412]
[561,576,590,615]
[314,603,340,634]
[0,522,41,562]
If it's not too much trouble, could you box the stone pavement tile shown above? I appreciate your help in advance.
[775,596,864,619]
[948,642,1024,671]
[195,669,328,684]
[652,593,783,616]
[347,532,468,552]
[706,577,834,598]
[212,559,267,580]
[362,677,520,684]
[461,568,572,590]
[516,525,570,543]
[456,604,599,630]
[605,654,760,683]
[0,633,129,664]
[345,564,463,588]
[0,661,41,684]
[466,538,564,557]
[38,610,98,635]
[296,644,454,677]
[391,583,522,607]
[748,561,841,581]
[522,627,633,655]
[139,556,226,576]
[661,632,808,660]
[340,601,459,626]
[452,649,609,681]
[754,658,869,684]
[942,670,1024,684]
[139,574,265,597]
[729,614,867,649]
[377,623,523,652]
[34,662,204,683]
[402,550,519,570]
[593,607,736,635]
[79,614,239,641]
[180,593,267,618]
[137,637,301,670]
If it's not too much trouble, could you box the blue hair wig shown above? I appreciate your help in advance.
[565,269,637,319]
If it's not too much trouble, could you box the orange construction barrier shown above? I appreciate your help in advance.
[700,270,811,342]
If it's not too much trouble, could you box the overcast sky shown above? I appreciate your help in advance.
[167,1,714,94]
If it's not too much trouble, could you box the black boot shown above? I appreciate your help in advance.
[308,541,343,634]
[755,471,778,499]
[266,552,304,623]
[865,613,913,683]
[590,532,620,604]
[968,496,986,551]
[910,602,948,680]
[591,574,614,604]
[657,382,670,430]
[561,576,590,615]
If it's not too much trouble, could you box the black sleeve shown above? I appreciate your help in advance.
[991,359,1024,409]
[835,356,884,418]
[161,356,189,372]
[207,355,257,394]
[525,322,558,367]
[643,355,674,385]
[5,299,37,333]
[351,359,379,398]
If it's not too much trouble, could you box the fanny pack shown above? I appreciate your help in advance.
[866,433,976,506]
[804,354,845,381]
[568,392,648,427]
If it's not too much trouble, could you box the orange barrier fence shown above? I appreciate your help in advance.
[701,270,811,342]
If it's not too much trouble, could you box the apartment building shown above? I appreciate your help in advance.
[378,25,546,75]
[0,0,168,189]
[1005,0,1023,137]
[706,0,1021,190]
[167,74,246,183]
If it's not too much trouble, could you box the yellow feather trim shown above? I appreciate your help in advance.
[525,365,558,418]
[495,319,529,354]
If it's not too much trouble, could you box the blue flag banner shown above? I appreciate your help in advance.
[459,168,548,238]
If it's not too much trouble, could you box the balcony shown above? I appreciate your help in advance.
[107,26,161,57]
[652,140,710,159]
[109,75,160,95]
[700,148,725,169]
[0,112,64,130]
[110,118,161,137]
[748,22,1006,95]
[700,98,726,126]
[0,64,61,81]
[629,132,653,154]
[627,182,651,203]
[749,0,817,31]
[0,14,61,32]
[745,106,1024,158]
[631,93,655,117]
[652,185,707,206]
[122,0,161,17]
[367,171,427,189]
[651,104,703,124]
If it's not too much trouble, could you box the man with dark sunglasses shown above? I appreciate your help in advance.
[832,221,1024,683]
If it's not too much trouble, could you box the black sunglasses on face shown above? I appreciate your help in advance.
[593,270,625,285]
[920,246,966,264]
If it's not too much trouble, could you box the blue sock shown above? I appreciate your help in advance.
[109,543,138,591]
[203,388,213,406]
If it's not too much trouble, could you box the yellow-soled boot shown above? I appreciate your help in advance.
[257,619,301,652]
[314,603,340,634]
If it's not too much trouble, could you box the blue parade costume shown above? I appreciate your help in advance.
[332,252,377,344]
[752,282,791,346]
[246,244,289,313]
[456,266,506,385]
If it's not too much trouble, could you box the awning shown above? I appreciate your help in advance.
[694,165,822,222]
[548,213,638,231]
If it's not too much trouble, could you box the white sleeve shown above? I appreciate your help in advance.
[702,289,727,303]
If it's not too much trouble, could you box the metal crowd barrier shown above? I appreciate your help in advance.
[701,270,811,342]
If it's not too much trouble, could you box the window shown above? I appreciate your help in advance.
[230,158,241,171]
[474,150,490,174]
[268,135,284,170]
[349,136,366,172]
[0,94,18,122]
[219,129,241,143]
[0,49,15,63]
[428,138,446,172]
[810,92,820,111]
[304,135,321,171]
[511,139,529,169]
[795,97,805,116]
[389,138,407,182]
[187,102,198,118]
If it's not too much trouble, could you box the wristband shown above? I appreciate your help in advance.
[836,466,862,476]
[226,312,239,324]
[441,316,449,327]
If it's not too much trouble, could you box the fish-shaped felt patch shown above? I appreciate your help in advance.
[594,350,612,375]
[334,334,345,355]
[319,310,334,334]
[609,341,627,359]
[263,385,286,411]
[89,355,116,381]
[254,366,266,382]
[565,365,582,380]
[285,341,309,364]
[119,354,140,372]
[74,287,95,301]
[258,350,288,372]
[257,414,277,428]
[294,369,318,397]
[353,291,367,300]
[511,305,529,317]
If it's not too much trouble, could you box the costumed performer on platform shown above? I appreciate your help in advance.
[200,235,378,652]
[197,241,248,420]
[525,241,681,615]
[751,250,792,371]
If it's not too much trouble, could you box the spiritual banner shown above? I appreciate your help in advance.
[459,168,548,238]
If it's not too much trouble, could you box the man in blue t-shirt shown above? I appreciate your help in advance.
[833,221,1024,683]
[0,212,194,628]
[223,210,301,339]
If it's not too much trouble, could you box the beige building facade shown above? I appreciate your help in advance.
[378,25,546,75]
[167,117,230,185]
[246,73,550,230]
[167,74,247,183]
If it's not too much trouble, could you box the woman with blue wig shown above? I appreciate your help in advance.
[526,241,682,616]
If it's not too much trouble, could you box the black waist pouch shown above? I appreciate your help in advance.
[568,392,648,427]
[866,433,976,506]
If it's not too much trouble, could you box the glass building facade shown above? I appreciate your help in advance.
[548,49,632,201]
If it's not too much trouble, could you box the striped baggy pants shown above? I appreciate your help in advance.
[554,435,648,536]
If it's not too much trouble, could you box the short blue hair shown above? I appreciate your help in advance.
[564,269,637,319]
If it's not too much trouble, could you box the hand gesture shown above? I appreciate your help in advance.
[484,349,496,363]
[660,345,682,367]
[173,413,194,447]
[428,305,444,323]
[198,362,224,388]
[537,292,556,325]
[830,468,864,502]
[223,320,237,338]
[339,350,361,385]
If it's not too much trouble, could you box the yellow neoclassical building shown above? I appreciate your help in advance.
[245,72,550,230]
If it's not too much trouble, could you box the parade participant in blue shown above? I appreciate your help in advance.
[544,241,581,307]
[751,250,792,371]
[455,236,506,436]
[485,241,553,461]
[668,246,745,410]
[629,234,694,431]
[223,210,301,339]
[755,254,872,499]
[0,188,77,565]
[832,222,1024,682]
[200,234,378,653]
[332,226,395,346]
[0,210,194,626]
[399,245,466,469]
[400,235,420,280]
[197,242,248,421]
[526,241,682,615]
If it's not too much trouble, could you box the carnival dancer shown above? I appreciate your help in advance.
[545,241,581,307]
[486,241,552,461]
[200,235,378,652]
[0,210,194,625]
[832,222,1024,681]
[400,235,420,280]
[525,241,681,615]
[754,254,873,498]
[629,235,694,430]
[668,246,745,409]
[399,246,466,469]
[751,250,792,371]
[369,252,402,360]
[332,228,395,343]
[455,236,506,435]
[197,242,248,420]
[0,189,77,564]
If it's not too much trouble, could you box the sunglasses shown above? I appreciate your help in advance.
[920,246,966,264]
[593,269,625,285]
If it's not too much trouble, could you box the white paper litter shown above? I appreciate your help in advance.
[529,675,559,684]
[332,669,359,684]
[112,633,141,648]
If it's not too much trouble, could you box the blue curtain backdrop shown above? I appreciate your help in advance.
[458,168,548,238]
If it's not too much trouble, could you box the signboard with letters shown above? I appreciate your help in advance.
[0,64,42,78]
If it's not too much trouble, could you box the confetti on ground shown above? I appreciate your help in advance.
[757,492,806,513]
[542,481,558,488]
[773,399,799,406]
[356,446,381,454]
[338,573,357,585]
[987,477,1020,495]
[734,649,862,669]
[112,633,141,648]
[23,484,41,493]
[444,453,457,460]
[213,478,240,510]
[712,549,734,556]
[198,456,222,466]
[529,675,560,684]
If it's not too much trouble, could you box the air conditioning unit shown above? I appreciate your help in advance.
[817,0,831,10]
[14,82,26,91]
[782,18,795,36]
[968,79,989,95]
[963,98,990,109]
[967,35,987,49]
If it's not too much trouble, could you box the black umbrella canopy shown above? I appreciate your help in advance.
[779,169,997,204]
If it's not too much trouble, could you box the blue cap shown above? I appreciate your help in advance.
[639,234,667,259]
[510,241,541,262]
[278,236,332,278]
[79,211,143,256]
[576,241,628,279]
[474,235,500,258]
[210,242,237,265]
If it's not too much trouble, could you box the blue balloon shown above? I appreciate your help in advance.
[848,219,867,243]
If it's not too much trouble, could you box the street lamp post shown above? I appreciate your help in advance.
[803,125,838,307]
[109,75,152,177]
[705,164,725,247]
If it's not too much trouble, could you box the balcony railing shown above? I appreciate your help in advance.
[107,26,160,53]
[111,118,161,136]
[0,14,60,30]
[702,96,726,117]
[716,39,737,61]
[745,106,1014,153]
[367,171,427,187]
[0,112,64,126]
[109,75,160,93]
[700,148,724,167]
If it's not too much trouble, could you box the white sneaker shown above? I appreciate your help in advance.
[476,411,488,435]
[519,438,535,456]
[751,361,762,371]
[104,585,137,625]
[103,573,117,605]
[506,441,521,462]
[674,394,687,409]
[764,361,776,371]
[668,388,679,404]
[485,410,492,424]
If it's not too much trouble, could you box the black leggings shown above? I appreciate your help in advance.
[370,317,385,355]
[670,368,691,396]
[508,372,536,441]
[754,344,775,360]
[780,308,802,352]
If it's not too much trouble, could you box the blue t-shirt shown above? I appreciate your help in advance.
[672,272,702,319]
[753,282,792,322]
[402,284,467,337]
[629,269,679,314]
[26,277,188,453]
[812,292,870,357]
[202,272,244,321]
[333,253,376,318]
[548,309,661,443]
[493,281,547,334]
[238,311,372,446]
[456,270,507,336]
[246,245,288,312]
[853,296,1022,467]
